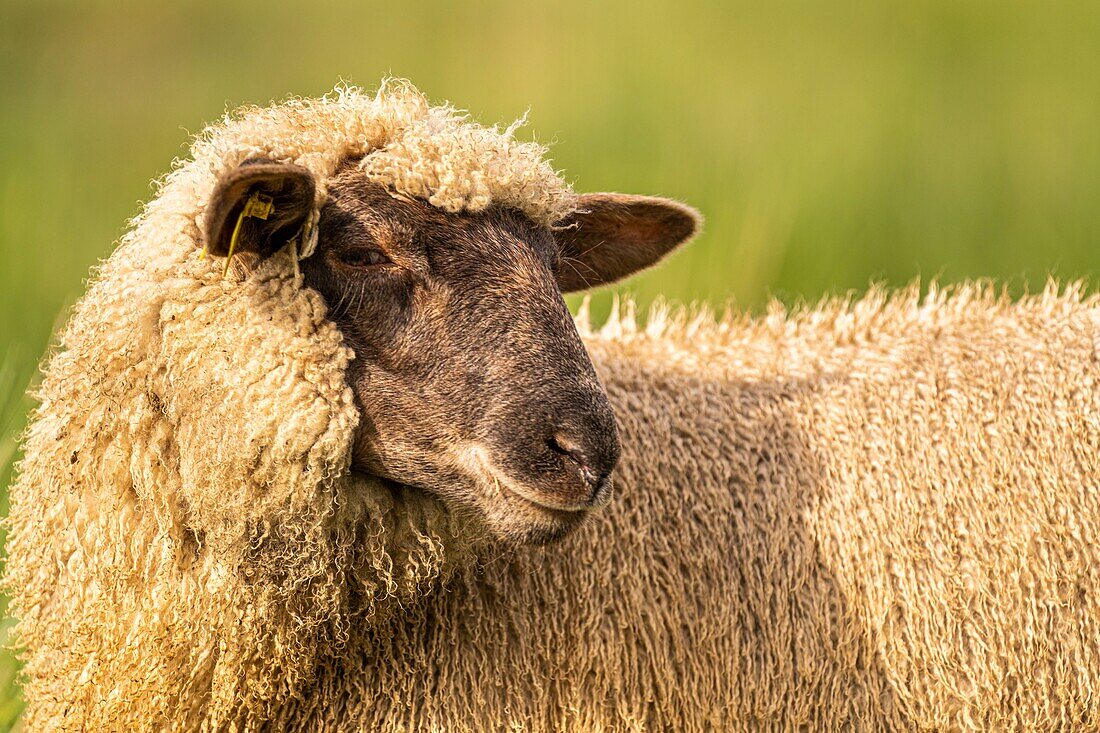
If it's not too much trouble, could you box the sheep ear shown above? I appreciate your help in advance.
[203,158,316,259]
[553,193,702,293]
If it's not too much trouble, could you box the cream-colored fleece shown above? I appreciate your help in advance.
[7,79,1100,731]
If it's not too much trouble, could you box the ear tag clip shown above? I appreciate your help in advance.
[219,191,275,277]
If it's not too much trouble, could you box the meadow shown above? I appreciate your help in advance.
[2,0,1100,725]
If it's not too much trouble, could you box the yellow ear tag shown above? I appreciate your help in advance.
[222,191,275,277]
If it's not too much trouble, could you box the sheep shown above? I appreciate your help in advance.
[6,79,1100,732]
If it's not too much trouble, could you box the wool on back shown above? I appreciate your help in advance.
[277,284,1100,732]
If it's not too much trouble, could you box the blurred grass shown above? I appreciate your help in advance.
[2,0,1100,725]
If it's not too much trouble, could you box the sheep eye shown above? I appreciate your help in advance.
[339,248,390,269]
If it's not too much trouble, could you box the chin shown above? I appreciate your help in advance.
[355,460,595,547]
[482,498,591,547]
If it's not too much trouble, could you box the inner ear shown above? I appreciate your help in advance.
[554,193,702,292]
[204,158,316,259]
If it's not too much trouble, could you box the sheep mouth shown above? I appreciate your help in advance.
[498,476,607,514]
[349,453,603,545]
[452,443,612,514]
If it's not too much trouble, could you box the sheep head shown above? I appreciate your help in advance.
[4,82,703,726]
[204,157,700,545]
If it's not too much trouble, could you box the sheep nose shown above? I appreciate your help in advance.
[549,430,617,507]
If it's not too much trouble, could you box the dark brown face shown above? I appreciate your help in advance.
[205,158,700,544]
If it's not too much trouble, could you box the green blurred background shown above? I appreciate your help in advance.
[2,0,1100,725]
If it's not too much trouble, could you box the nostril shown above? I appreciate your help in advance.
[550,432,602,488]
[545,429,618,508]
[549,432,583,461]
[549,431,587,465]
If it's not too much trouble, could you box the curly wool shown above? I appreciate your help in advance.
[5,236,477,729]
[149,79,573,262]
[281,282,1100,732]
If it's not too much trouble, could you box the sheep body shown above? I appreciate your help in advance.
[7,81,1100,731]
